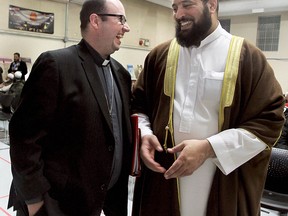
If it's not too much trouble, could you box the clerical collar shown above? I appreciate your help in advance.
[83,39,110,67]
[102,59,110,66]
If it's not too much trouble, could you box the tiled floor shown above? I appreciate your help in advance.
[0,141,16,216]
[0,123,281,216]
[0,140,134,216]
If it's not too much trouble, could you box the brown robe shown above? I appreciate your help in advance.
[131,39,285,216]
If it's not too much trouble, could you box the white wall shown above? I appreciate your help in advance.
[222,12,288,92]
[0,0,67,76]
[0,0,287,92]
[0,0,174,78]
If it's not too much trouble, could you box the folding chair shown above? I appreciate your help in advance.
[0,94,15,143]
[261,147,288,215]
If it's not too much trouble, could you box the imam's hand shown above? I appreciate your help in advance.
[164,139,215,179]
[140,134,166,173]
[28,200,44,216]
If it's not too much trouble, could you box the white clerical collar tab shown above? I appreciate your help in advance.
[102,60,110,66]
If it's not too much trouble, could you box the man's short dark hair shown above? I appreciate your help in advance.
[14,52,20,57]
[202,0,219,13]
[80,0,107,31]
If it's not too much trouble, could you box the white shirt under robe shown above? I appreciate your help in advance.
[137,24,266,216]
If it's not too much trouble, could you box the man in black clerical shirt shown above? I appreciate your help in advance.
[8,0,132,215]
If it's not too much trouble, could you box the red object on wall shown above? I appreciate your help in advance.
[30,12,37,21]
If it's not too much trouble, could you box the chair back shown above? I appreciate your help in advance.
[0,94,15,108]
[265,147,288,194]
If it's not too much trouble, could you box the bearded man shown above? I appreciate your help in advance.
[131,0,284,215]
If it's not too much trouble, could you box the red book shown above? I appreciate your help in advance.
[130,114,141,177]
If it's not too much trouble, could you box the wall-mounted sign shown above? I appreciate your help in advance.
[9,5,54,34]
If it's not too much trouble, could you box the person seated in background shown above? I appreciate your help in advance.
[0,73,15,93]
[0,71,24,113]
[8,52,28,81]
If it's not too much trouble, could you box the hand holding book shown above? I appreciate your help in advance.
[130,114,141,177]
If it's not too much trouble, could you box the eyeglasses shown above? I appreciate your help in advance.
[98,14,127,25]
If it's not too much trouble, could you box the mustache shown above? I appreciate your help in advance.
[176,17,195,25]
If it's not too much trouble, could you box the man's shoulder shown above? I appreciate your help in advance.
[39,45,79,62]
[20,60,27,66]
[148,39,173,59]
[47,45,78,55]
[154,39,173,51]
[240,38,264,56]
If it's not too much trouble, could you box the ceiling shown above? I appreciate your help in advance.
[48,0,288,17]
[145,0,288,17]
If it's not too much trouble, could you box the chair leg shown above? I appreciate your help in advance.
[0,121,4,132]
[0,120,9,144]
[4,121,8,139]
[5,121,9,144]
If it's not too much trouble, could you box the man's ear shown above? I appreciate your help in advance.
[208,0,218,13]
[89,13,100,28]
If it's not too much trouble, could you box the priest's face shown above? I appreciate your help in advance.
[173,0,212,47]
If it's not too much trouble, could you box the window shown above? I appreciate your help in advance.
[257,16,281,51]
[219,19,231,33]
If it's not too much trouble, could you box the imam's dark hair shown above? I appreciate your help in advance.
[14,52,20,57]
[202,0,219,13]
[80,0,107,31]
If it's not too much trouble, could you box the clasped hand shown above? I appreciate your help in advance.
[140,135,215,179]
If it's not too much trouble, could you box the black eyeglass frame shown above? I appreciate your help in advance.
[97,14,127,25]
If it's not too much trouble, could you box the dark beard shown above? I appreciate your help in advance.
[175,5,212,48]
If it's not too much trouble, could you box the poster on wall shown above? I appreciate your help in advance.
[9,5,54,34]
